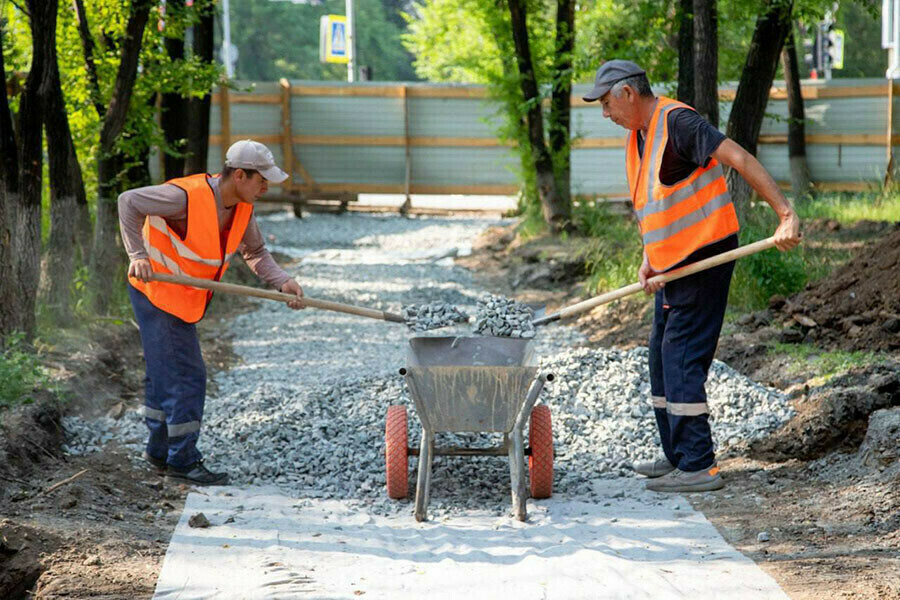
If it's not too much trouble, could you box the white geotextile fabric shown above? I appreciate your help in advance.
[153,481,788,600]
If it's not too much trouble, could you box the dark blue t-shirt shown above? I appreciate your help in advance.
[636,107,726,185]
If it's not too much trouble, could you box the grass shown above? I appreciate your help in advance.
[768,342,888,384]
[0,333,50,409]
[794,189,900,223]
[729,205,812,311]
[571,200,643,294]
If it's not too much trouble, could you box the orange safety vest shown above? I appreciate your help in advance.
[129,174,254,323]
[625,96,739,272]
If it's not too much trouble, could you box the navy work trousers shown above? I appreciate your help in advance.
[648,234,737,473]
[128,283,206,468]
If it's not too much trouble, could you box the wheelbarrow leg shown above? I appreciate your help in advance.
[508,428,527,521]
[414,430,434,522]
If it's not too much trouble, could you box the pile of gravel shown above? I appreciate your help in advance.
[62,212,794,519]
[474,294,536,338]
[402,302,470,332]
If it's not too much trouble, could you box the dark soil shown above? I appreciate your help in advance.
[746,361,900,461]
[767,221,900,352]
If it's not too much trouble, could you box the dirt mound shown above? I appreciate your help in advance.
[748,361,900,461]
[0,400,65,480]
[774,222,900,351]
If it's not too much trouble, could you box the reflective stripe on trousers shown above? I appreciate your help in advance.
[647,235,736,472]
[129,283,207,468]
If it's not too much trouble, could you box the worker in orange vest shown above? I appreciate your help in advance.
[583,60,801,492]
[119,139,305,486]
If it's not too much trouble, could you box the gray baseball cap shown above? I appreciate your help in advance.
[225,139,289,184]
[582,60,646,102]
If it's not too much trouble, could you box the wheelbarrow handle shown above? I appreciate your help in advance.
[148,272,405,323]
[533,237,778,327]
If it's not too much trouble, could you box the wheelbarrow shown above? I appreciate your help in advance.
[384,336,555,522]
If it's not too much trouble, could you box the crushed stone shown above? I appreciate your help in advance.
[63,212,794,518]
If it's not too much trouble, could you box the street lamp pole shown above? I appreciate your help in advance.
[346,0,355,82]
[222,0,234,77]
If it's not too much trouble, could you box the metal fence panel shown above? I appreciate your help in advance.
[150,78,900,198]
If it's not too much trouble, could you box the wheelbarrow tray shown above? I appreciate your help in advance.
[394,336,554,522]
[404,336,539,433]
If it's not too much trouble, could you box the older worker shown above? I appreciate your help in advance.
[583,60,801,492]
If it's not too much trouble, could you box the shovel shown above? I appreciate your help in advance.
[148,272,405,323]
[532,237,777,327]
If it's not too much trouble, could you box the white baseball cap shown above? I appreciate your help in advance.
[225,139,289,184]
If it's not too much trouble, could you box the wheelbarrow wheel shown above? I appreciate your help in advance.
[528,404,553,499]
[385,405,409,499]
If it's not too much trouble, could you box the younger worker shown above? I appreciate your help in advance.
[582,60,801,492]
[119,139,305,486]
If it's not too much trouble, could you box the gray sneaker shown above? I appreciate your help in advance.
[645,463,724,493]
[631,456,675,478]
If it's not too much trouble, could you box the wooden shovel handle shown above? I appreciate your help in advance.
[534,237,777,326]
[148,272,405,323]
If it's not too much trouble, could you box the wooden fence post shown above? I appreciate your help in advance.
[886,81,894,186]
[280,78,293,192]
[401,84,411,214]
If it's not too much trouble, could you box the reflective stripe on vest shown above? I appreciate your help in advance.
[129,173,253,323]
[626,97,739,271]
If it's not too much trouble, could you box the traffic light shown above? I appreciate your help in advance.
[827,28,845,70]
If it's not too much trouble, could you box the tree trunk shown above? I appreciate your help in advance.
[41,24,88,325]
[89,0,152,314]
[782,28,811,201]
[725,0,793,215]
[506,0,568,232]
[693,0,718,127]
[677,0,694,105]
[16,0,57,340]
[161,1,188,179]
[186,2,214,175]
[0,26,22,344]
[549,0,575,213]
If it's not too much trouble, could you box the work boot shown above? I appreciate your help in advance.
[645,463,724,493]
[166,460,229,486]
[143,451,167,475]
[631,456,675,478]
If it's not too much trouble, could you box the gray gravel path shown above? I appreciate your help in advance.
[64,212,793,518]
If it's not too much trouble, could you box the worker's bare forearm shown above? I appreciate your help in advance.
[712,139,794,218]
[712,139,801,251]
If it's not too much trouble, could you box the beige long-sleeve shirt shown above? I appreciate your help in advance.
[117,175,292,290]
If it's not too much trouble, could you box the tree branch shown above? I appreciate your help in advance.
[99,0,152,150]
[72,0,105,118]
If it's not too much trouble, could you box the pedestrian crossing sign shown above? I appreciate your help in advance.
[320,15,349,64]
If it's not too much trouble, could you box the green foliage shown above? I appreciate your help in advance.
[6,0,222,198]
[768,342,887,382]
[573,1,679,83]
[834,1,885,79]
[227,0,417,82]
[572,200,642,294]
[405,0,571,213]
[0,333,48,409]
[729,206,810,310]
[795,189,900,223]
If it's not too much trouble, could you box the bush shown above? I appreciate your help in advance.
[572,200,643,294]
[0,333,49,409]
[729,209,809,311]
